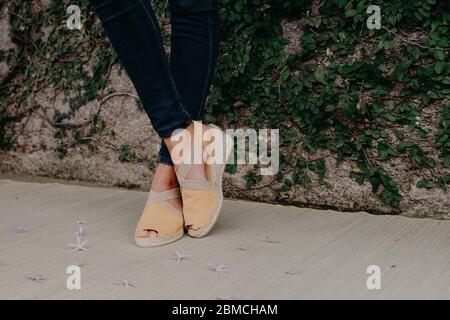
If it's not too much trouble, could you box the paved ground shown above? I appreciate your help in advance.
[0,179,449,300]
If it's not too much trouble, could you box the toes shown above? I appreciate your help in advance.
[136,230,149,238]
[136,230,158,239]
[186,224,200,231]
[148,230,158,239]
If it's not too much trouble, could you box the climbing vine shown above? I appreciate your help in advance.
[0,0,449,209]
[209,0,449,208]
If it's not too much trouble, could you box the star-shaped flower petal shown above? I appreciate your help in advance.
[68,236,88,253]
[260,235,279,243]
[14,226,29,233]
[113,280,136,290]
[169,251,191,263]
[207,262,229,278]
[285,269,298,275]
[27,275,46,283]
[216,295,238,300]
[75,224,86,237]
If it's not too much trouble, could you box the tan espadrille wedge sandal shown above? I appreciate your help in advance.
[134,189,184,247]
[176,123,233,238]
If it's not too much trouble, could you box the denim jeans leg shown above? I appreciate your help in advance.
[90,0,192,138]
[158,0,220,166]
[159,141,173,166]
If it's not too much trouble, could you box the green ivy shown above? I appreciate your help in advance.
[207,0,449,208]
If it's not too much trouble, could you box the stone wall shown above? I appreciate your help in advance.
[1,1,448,218]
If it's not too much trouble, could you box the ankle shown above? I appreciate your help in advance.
[163,121,210,166]
[151,164,179,191]
[152,178,178,192]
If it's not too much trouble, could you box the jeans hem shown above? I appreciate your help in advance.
[158,158,174,166]
[158,119,192,138]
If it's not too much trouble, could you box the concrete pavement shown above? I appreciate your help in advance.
[0,179,449,299]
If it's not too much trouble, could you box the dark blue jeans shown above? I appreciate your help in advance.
[90,0,219,165]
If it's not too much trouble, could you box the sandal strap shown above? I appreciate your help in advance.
[176,163,192,182]
[175,125,229,190]
[145,188,181,207]
[181,179,213,190]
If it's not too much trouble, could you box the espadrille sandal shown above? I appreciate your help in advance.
[134,189,184,247]
[176,123,233,238]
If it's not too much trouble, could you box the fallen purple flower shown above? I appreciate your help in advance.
[114,280,136,290]
[68,237,88,253]
[260,235,279,243]
[169,251,191,263]
[27,275,46,283]
[14,226,28,233]
[216,295,238,300]
[207,262,229,278]
[285,269,298,275]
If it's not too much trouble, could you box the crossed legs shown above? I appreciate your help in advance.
[90,0,219,239]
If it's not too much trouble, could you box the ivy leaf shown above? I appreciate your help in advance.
[396,142,416,152]
[435,133,448,147]
[345,10,357,17]
[434,62,446,74]
[313,69,327,85]
[436,176,450,188]
[234,1,243,12]
[377,142,397,159]
[416,179,433,189]
[433,50,445,61]
[281,68,290,81]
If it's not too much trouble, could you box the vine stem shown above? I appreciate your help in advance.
[375,21,450,51]
[98,92,139,107]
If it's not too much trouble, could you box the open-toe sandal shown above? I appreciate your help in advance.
[176,123,233,238]
[134,188,184,247]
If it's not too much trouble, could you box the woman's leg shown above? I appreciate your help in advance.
[90,0,189,239]
[90,0,192,137]
[160,3,226,236]
[91,0,221,240]
[158,0,220,167]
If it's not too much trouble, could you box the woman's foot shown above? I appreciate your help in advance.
[164,121,231,237]
[163,122,209,233]
[135,163,182,239]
